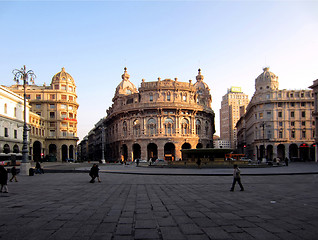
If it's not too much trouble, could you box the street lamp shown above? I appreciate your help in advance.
[13,65,36,175]
[261,121,266,163]
[99,126,106,164]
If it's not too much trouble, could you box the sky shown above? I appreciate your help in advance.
[1,0,318,141]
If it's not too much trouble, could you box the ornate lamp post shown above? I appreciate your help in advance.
[13,65,36,175]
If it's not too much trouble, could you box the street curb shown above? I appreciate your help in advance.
[43,169,318,176]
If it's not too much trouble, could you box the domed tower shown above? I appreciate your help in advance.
[194,69,212,107]
[51,67,76,92]
[255,67,279,93]
[113,67,138,100]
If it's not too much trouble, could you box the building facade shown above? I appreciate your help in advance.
[236,67,315,161]
[7,67,79,162]
[309,79,318,162]
[0,85,30,162]
[87,68,215,162]
[220,87,249,149]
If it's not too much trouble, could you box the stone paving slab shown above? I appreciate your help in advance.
[0,170,318,240]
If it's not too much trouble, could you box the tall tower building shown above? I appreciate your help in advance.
[220,87,249,149]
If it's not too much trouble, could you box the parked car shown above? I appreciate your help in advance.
[240,157,253,163]
[153,159,168,165]
[66,158,75,163]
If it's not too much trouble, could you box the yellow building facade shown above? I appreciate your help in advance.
[8,68,79,162]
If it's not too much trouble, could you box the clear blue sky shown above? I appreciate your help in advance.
[1,1,318,141]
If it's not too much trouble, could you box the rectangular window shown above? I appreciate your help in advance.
[302,111,306,117]
[301,102,305,107]
[62,131,67,137]
[279,121,283,127]
[291,102,295,107]
[69,86,73,92]
[302,130,306,138]
[50,112,55,119]
[14,130,17,139]
[4,128,8,137]
[50,122,56,127]
[36,94,41,99]
[50,104,55,109]
[291,131,295,138]
[302,121,306,126]
[55,85,59,90]
[36,104,41,109]
[61,95,67,100]
[49,130,55,137]
[61,112,67,118]
[150,95,153,102]
[259,113,263,119]
[61,104,67,109]
[291,111,295,118]
[183,95,187,102]
[278,102,282,107]
[291,121,295,126]
[167,94,171,101]
[50,94,55,100]
[279,131,283,138]
[61,85,66,90]
[26,95,30,99]
[267,111,271,116]
[278,112,282,118]
[69,96,73,101]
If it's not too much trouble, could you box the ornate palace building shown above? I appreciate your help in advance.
[7,68,79,162]
[236,67,315,161]
[86,68,215,162]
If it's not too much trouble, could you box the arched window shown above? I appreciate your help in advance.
[147,118,156,135]
[133,119,140,136]
[181,118,189,135]
[196,119,201,135]
[123,121,127,137]
[164,118,174,135]
[205,121,209,135]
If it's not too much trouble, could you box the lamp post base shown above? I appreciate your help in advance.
[101,159,106,164]
[20,162,31,175]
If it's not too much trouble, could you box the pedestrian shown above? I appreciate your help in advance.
[9,166,18,182]
[230,164,244,192]
[196,157,201,168]
[136,158,140,167]
[35,161,44,174]
[285,157,289,166]
[0,165,9,193]
[89,164,101,183]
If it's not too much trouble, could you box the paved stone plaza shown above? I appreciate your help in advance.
[1,163,318,240]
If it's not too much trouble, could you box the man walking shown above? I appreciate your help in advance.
[230,164,244,191]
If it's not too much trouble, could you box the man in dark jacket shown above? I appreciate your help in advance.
[89,164,101,183]
[0,165,9,193]
[10,166,18,182]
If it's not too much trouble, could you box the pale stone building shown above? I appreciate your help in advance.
[89,68,215,162]
[220,87,249,149]
[309,79,318,162]
[7,67,79,162]
[236,67,315,161]
[0,85,29,162]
